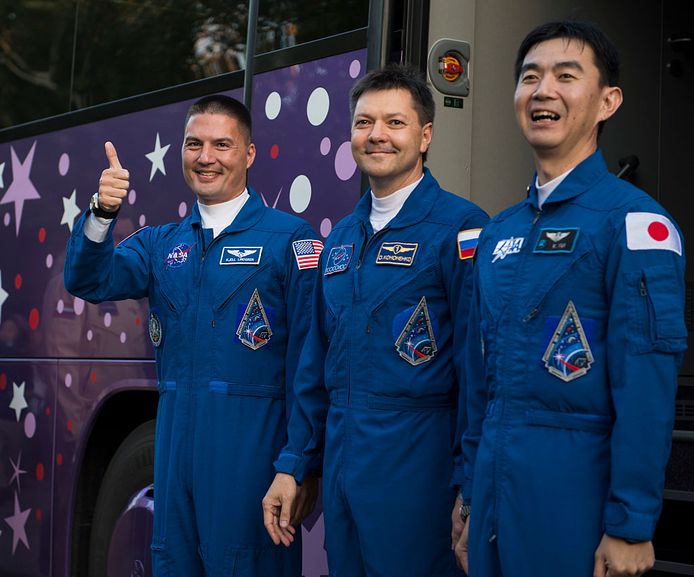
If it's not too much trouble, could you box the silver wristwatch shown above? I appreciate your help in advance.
[459,501,471,523]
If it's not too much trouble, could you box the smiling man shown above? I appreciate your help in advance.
[455,21,687,577]
[64,94,320,577]
[263,64,488,576]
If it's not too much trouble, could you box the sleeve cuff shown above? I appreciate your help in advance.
[274,452,309,485]
[603,501,658,542]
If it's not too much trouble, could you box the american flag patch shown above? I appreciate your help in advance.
[292,239,324,270]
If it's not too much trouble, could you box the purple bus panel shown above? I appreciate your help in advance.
[0,48,365,577]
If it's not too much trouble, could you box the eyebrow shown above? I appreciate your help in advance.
[520,59,585,76]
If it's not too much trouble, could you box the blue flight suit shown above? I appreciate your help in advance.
[275,169,489,577]
[64,190,319,577]
[462,151,687,577]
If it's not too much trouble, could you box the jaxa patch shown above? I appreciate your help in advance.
[394,296,438,366]
[542,301,594,382]
[534,228,579,253]
[165,243,194,269]
[492,237,524,263]
[376,242,418,266]
[236,288,272,350]
[148,312,162,348]
[324,244,354,275]
[220,246,263,265]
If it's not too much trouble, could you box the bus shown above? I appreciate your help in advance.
[0,1,692,576]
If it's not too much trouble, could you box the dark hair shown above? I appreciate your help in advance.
[514,20,620,87]
[349,63,435,161]
[185,94,252,141]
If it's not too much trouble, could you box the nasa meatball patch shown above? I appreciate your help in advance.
[625,212,682,255]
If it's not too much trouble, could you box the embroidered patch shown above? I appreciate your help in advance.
[220,246,263,265]
[165,243,194,269]
[492,237,524,262]
[625,212,682,255]
[292,239,324,270]
[324,244,354,275]
[457,228,482,260]
[394,296,438,366]
[542,301,594,382]
[236,288,272,350]
[376,242,418,266]
[148,312,162,348]
[534,228,579,253]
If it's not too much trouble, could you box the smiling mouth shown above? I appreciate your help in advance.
[531,111,560,121]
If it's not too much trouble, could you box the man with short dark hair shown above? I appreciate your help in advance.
[263,64,488,576]
[455,21,686,577]
[64,94,320,577]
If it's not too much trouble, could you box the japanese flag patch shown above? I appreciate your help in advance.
[625,212,682,255]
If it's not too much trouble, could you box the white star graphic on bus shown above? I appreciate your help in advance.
[0,161,5,188]
[61,189,81,232]
[0,142,41,236]
[145,133,170,182]
[9,382,28,422]
[4,492,31,554]
[0,270,8,324]
[9,452,26,492]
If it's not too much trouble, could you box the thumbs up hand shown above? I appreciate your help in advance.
[97,141,130,212]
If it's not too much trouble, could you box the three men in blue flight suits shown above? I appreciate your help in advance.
[263,65,488,576]
[455,22,686,577]
[64,95,319,576]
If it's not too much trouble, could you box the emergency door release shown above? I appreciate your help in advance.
[428,38,471,97]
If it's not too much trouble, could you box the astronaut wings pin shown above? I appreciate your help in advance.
[542,301,593,382]
[236,288,272,350]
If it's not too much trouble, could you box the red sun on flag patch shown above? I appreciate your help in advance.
[625,212,682,255]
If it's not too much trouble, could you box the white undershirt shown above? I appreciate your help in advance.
[536,168,573,208]
[84,189,250,243]
[369,175,424,232]
[197,190,249,237]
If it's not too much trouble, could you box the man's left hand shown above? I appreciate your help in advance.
[593,534,655,577]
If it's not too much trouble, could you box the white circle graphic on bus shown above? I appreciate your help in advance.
[64,373,72,388]
[104,312,112,328]
[307,88,330,126]
[24,412,36,439]
[129,189,137,205]
[178,202,187,218]
[289,175,311,213]
[350,59,361,78]
[335,141,357,181]
[265,91,282,120]
[73,297,84,315]
[320,218,332,238]
[45,254,53,268]
[320,137,331,156]
[59,153,70,176]
[139,214,146,227]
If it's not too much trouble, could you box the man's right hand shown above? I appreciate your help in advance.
[98,141,129,212]
[262,473,298,547]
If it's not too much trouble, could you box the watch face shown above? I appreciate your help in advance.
[90,194,98,211]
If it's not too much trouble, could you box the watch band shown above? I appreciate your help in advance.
[90,192,120,220]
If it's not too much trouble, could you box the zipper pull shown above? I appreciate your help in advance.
[639,278,647,297]
[523,308,539,323]
[532,210,542,225]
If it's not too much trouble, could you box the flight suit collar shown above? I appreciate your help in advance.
[353,168,439,230]
[190,186,265,234]
[527,149,609,209]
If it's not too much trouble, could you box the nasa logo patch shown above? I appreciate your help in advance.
[165,243,193,269]
[534,228,579,253]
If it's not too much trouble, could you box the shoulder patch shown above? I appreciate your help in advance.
[457,228,482,260]
[292,239,324,270]
[625,212,682,255]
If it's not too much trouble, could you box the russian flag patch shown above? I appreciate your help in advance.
[625,212,681,255]
[457,228,482,260]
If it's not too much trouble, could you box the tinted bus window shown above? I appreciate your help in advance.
[0,0,369,128]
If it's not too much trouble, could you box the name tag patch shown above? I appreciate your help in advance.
[324,244,354,275]
[220,246,263,265]
[534,228,579,253]
[376,242,418,266]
